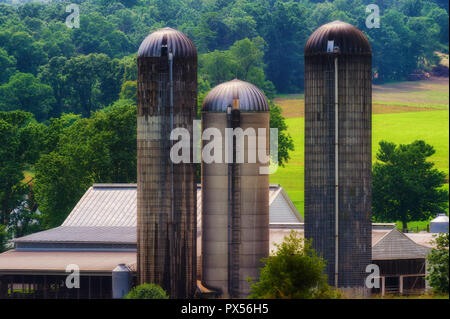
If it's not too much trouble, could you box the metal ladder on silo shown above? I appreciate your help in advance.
[230,164,241,295]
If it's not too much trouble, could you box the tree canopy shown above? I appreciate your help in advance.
[0,0,447,110]
[372,140,449,231]
[34,101,137,228]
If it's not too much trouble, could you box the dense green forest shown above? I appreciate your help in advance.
[0,0,448,119]
[0,0,448,244]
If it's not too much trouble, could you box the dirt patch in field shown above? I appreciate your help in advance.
[275,99,441,118]
[275,77,449,118]
[372,77,449,105]
[372,104,442,114]
[274,99,305,118]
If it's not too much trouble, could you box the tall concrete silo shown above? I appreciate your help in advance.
[201,79,269,298]
[304,21,372,289]
[137,27,197,298]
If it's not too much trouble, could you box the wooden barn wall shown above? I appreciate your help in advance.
[304,53,372,288]
[373,259,427,276]
[137,55,197,298]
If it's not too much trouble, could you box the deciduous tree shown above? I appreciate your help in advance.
[372,140,448,232]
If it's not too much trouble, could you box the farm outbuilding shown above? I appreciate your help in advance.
[0,183,301,299]
[0,184,434,298]
[371,228,431,295]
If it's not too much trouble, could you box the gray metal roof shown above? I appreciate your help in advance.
[138,27,197,58]
[14,227,136,245]
[202,79,269,112]
[12,184,432,262]
[15,184,300,247]
[62,184,137,227]
[61,184,299,228]
[305,20,371,56]
[372,228,431,260]
[268,186,303,223]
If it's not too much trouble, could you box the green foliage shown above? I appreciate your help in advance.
[0,73,55,121]
[427,232,449,294]
[71,13,132,58]
[269,101,294,167]
[199,50,237,87]
[120,80,137,101]
[0,224,7,252]
[261,0,309,93]
[0,47,16,85]
[199,37,275,98]
[372,140,448,231]
[34,102,137,228]
[62,53,123,117]
[249,231,341,299]
[125,283,169,299]
[0,0,446,103]
[0,110,43,226]
[0,31,47,75]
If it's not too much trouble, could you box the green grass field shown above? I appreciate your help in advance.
[270,79,449,221]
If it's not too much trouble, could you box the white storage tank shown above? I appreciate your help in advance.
[430,214,449,233]
[112,264,131,299]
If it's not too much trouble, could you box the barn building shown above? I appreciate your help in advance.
[0,183,435,298]
[0,183,301,299]
[371,228,431,295]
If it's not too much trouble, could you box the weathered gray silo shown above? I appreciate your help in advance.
[430,214,449,233]
[201,79,270,298]
[304,21,372,289]
[137,27,197,298]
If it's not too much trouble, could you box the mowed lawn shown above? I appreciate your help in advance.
[270,79,449,220]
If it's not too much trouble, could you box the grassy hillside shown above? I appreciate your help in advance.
[270,78,449,218]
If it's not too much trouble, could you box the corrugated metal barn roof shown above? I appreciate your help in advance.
[305,20,371,56]
[4,183,434,274]
[13,184,301,246]
[62,184,137,227]
[138,27,197,58]
[60,183,300,228]
[202,79,269,112]
[14,226,136,245]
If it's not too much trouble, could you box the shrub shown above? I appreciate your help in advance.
[249,230,341,299]
[427,232,449,294]
[124,283,169,299]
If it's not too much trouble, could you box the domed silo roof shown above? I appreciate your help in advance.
[305,20,371,56]
[138,27,197,58]
[202,79,269,112]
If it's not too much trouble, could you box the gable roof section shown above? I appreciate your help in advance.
[269,185,303,223]
[62,184,137,227]
[62,183,300,228]
[15,184,301,247]
[372,228,431,260]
